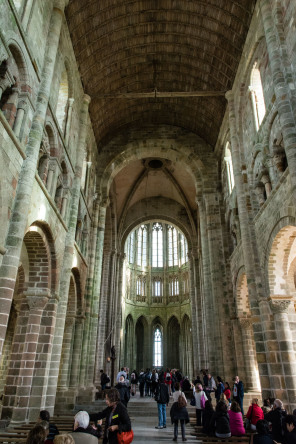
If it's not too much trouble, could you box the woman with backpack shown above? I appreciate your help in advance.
[170,395,190,441]
[193,383,208,426]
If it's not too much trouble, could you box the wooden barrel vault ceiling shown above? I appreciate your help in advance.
[66,0,257,150]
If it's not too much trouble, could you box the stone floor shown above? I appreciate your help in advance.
[81,392,200,444]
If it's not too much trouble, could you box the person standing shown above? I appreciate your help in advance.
[170,395,189,442]
[115,376,130,407]
[164,368,173,396]
[155,376,170,429]
[194,384,208,426]
[233,376,244,415]
[100,370,110,391]
[89,388,131,444]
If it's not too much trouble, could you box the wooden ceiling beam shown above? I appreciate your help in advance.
[93,90,226,99]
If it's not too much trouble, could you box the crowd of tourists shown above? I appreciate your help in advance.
[24,368,296,444]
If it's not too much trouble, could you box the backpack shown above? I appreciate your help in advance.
[131,373,136,382]
[165,373,171,382]
[105,375,110,383]
[145,372,152,382]
[152,373,156,382]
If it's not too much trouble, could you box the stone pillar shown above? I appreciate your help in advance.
[226,91,270,395]
[188,251,201,374]
[69,316,84,388]
[13,106,25,138]
[197,200,215,371]
[261,173,272,197]
[203,192,229,377]
[57,316,75,389]
[45,94,91,414]
[64,98,74,147]
[260,0,296,204]
[10,291,49,424]
[80,200,108,393]
[113,253,124,379]
[0,0,69,358]
[238,317,260,392]
[269,297,296,409]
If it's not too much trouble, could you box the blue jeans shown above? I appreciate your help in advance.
[157,403,166,427]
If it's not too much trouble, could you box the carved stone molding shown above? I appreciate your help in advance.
[65,317,75,328]
[239,317,252,329]
[25,294,49,311]
[268,297,292,314]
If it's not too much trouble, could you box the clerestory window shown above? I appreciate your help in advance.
[137,225,147,268]
[250,62,266,131]
[154,327,162,366]
[224,142,235,193]
[152,223,163,267]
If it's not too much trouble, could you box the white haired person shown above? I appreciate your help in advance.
[265,399,287,443]
[69,411,102,444]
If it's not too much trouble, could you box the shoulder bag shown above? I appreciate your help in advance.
[117,429,134,444]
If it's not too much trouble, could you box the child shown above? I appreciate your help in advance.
[170,395,190,441]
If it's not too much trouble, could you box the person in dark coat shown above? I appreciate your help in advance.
[253,419,274,444]
[89,388,131,444]
[202,400,214,435]
[115,375,130,407]
[283,414,296,444]
[264,398,287,443]
[154,376,170,429]
[170,395,189,441]
[38,410,59,442]
[233,376,244,415]
[209,401,231,438]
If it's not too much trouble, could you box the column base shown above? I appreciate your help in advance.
[76,386,97,405]
[54,387,78,413]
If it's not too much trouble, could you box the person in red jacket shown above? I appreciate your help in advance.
[164,368,173,395]
[246,398,264,431]
[223,382,231,404]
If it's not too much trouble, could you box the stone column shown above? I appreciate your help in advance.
[69,316,85,388]
[13,105,25,138]
[238,317,260,391]
[45,94,91,413]
[113,253,124,378]
[0,0,69,358]
[269,297,296,409]
[188,251,201,374]
[203,192,229,377]
[81,200,108,391]
[260,0,296,204]
[226,91,271,395]
[10,291,49,424]
[57,316,75,389]
[197,200,215,371]
[64,98,74,147]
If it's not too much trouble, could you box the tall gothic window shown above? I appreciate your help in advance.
[168,226,178,267]
[153,278,162,297]
[154,327,162,366]
[128,231,135,263]
[169,277,179,296]
[224,142,235,193]
[250,62,266,131]
[152,223,163,267]
[180,234,188,265]
[137,225,147,267]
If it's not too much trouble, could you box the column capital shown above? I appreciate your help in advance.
[238,317,252,329]
[268,296,292,314]
[24,289,50,310]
